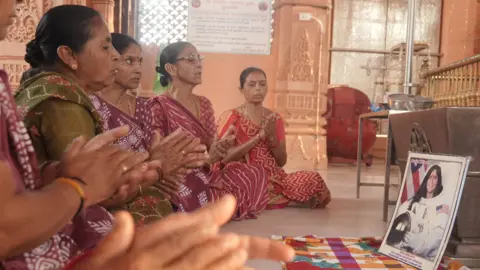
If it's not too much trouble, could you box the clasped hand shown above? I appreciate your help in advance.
[146,128,209,198]
[259,114,278,148]
[209,126,236,163]
[59,126,209,206]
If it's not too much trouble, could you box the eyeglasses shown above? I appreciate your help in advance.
[176,53,204,63]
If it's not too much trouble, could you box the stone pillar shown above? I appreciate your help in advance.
[272,0,331,170]
[440,0,479,65]
[0,0,91,90]
[92,0,115,31]
[475,0,480,54]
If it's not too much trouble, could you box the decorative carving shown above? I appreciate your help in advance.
[288,29,313,82]
[44,0,86,13]
[277,47,291,80]
[287,94,316,119]
[409,123,432,153]
[287,135,311,160]
[44,0,53,11]
[6,0,40,43]
[1,63,30,90]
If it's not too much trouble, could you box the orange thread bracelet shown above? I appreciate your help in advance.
[56,177,85,218]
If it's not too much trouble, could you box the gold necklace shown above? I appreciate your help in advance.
[241,104,265,127]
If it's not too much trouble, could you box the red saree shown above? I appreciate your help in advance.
[218,110,331,209]
[149,95,269,220]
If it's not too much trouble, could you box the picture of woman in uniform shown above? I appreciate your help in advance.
[386,164,450,261]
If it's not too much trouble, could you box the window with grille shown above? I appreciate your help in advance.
[137,0,275,47]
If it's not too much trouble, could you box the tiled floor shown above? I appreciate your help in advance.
[222,161,401,269]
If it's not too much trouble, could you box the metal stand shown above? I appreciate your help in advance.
[404,0,416,95]
[356,111,409,222]
[356,112,390,199]
[382,124,394,222]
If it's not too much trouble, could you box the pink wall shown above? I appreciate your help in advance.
[440,0,479,65]
[194,53,276,117]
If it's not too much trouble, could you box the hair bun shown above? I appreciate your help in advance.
[25,39,44,68]
[159,74,170,87]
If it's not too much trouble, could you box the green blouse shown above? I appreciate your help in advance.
[27,100,96,163]
[14,72,103,165]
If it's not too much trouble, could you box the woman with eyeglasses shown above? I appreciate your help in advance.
[150,42,270,220]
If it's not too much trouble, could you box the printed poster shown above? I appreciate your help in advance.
[187,0,272,54]
[379,152,470,270]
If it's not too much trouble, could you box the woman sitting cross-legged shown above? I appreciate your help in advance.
[149,42,270,219]
[216,67,332,209]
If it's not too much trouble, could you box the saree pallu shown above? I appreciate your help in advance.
[1,71,112,269]
[90,94,173,225]
[149,95,269,220]
[217,110,331,209]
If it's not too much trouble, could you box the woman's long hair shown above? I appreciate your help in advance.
[408,164,443,211]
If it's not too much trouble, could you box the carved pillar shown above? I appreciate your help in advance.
[272,0,332,170]
[92,0,115,31]
[1,0,91,89]
[0,0,42,89]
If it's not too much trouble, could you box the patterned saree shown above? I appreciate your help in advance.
[217,110,331,209]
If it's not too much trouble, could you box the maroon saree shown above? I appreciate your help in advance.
[149,95,269,220]
[90,94,173,224]
[90,94,153,152]
[0,70,112,269]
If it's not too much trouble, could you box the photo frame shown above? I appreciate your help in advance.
[378,152,470,270]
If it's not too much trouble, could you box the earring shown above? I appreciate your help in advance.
[71,64,77,70]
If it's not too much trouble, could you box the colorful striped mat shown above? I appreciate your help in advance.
[272,235,468,270]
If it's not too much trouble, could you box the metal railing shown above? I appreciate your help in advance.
[421,54,480,107]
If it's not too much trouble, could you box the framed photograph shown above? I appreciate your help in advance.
[378,152,470,270]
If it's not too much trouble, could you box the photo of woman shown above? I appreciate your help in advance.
[379,153,470,270]
[386,164,450,261]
